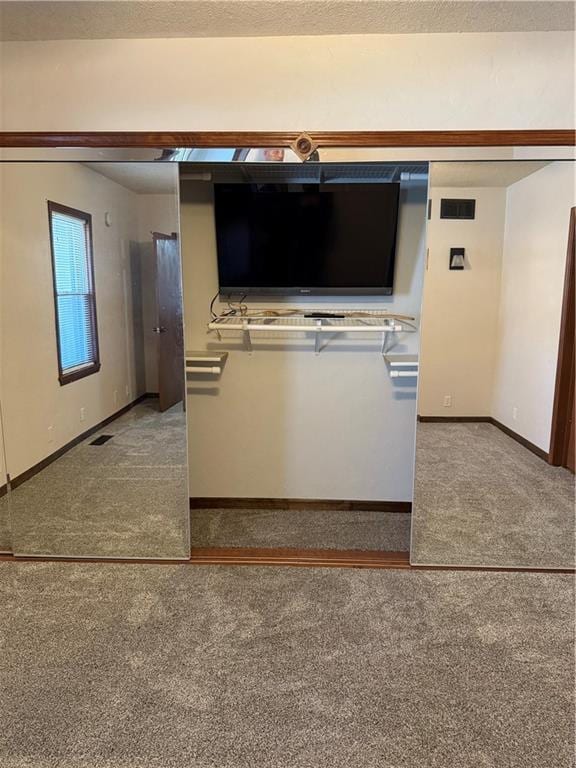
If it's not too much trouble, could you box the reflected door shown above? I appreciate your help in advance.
[154,233,184,412]
[550,207,575,473]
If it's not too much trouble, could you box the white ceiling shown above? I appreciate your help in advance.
[84,162,178,194]
[430,161,550,188]
[0,1,573,41]
[88,159,551,192]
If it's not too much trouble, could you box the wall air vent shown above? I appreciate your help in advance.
[440,198,476,220]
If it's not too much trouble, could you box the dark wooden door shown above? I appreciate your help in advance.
[566,361,575,472]
[550,208,575,472]
[153,233,184,412]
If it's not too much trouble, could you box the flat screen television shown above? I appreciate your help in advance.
[214,183,400,296]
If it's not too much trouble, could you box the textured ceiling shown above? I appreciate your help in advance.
[430,161,550,188]
[0,1,573,41]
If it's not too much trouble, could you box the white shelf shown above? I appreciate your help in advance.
[186,351,228,364]
[209,315,403,333]
[383,354,419,367]
[383,353,419,378]
[185,350,228,375]
[208,311,416,354]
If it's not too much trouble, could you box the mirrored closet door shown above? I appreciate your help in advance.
[0,161,190,558]
[412,159,575,569]
[181,160,428,557]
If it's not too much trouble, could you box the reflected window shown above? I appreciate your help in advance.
[168,148,238,162]
[48,202,100,385]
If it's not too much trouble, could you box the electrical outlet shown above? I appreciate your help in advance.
[125,384,130,397]
[512,406,518,420]
[80,407,86,422]
[113,389,118,406]
[47,425,54,444]
[443,395,452,408]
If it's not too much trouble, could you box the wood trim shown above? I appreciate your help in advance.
[306,130,576,148]
[0,548,572,573]
[9,393,153,490]
[190,546,410,568]
[418,416,492,423]
[57,361,101,386]
[0,130,574,149]
[190,497,411,512]
[47,200,101,386]
[549,207,575,467]
[418,415,549,461]
[489,419,549,461]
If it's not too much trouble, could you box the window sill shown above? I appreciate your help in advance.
[59,362,101,386]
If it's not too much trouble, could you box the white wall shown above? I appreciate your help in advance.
[0,33,573,130]
[0,163,176,478]
[181,179,426,502]
[492,162,576,451]
[418,187,506,416]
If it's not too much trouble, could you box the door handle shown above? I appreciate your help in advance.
[152,326,167,334]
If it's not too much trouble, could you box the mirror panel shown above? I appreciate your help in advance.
[412,160,575,568]
[181,161,427,554]
[0,161,190,558]
[0,144,574,164]
[319,146,576,163]
[0,146,572,566]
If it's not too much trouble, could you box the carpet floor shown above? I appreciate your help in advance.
[0,494,11,552]
[411,423,575,569]
[191,507,411,551]
[7,401,190,559]
[0,562,573,768]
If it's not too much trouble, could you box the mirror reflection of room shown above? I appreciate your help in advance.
[181,162,427,556]
[0,162,189,558]
[413,160,575,569]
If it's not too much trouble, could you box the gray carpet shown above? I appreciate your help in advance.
[0,562,573,768]
[411,423,575,569]
[8,401,190,559]
[191,507,411,550]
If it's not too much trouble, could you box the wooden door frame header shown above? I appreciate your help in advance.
[0,129,574,148]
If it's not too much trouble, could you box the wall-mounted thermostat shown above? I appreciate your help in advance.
[449,248,465,270]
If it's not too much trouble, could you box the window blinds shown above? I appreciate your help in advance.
[50,210,98,373]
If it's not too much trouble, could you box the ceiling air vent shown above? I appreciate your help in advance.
[440,198,476,220]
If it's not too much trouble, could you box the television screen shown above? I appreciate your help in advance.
[214,183,400,296]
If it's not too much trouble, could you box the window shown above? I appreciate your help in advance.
[48,202,100,385]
